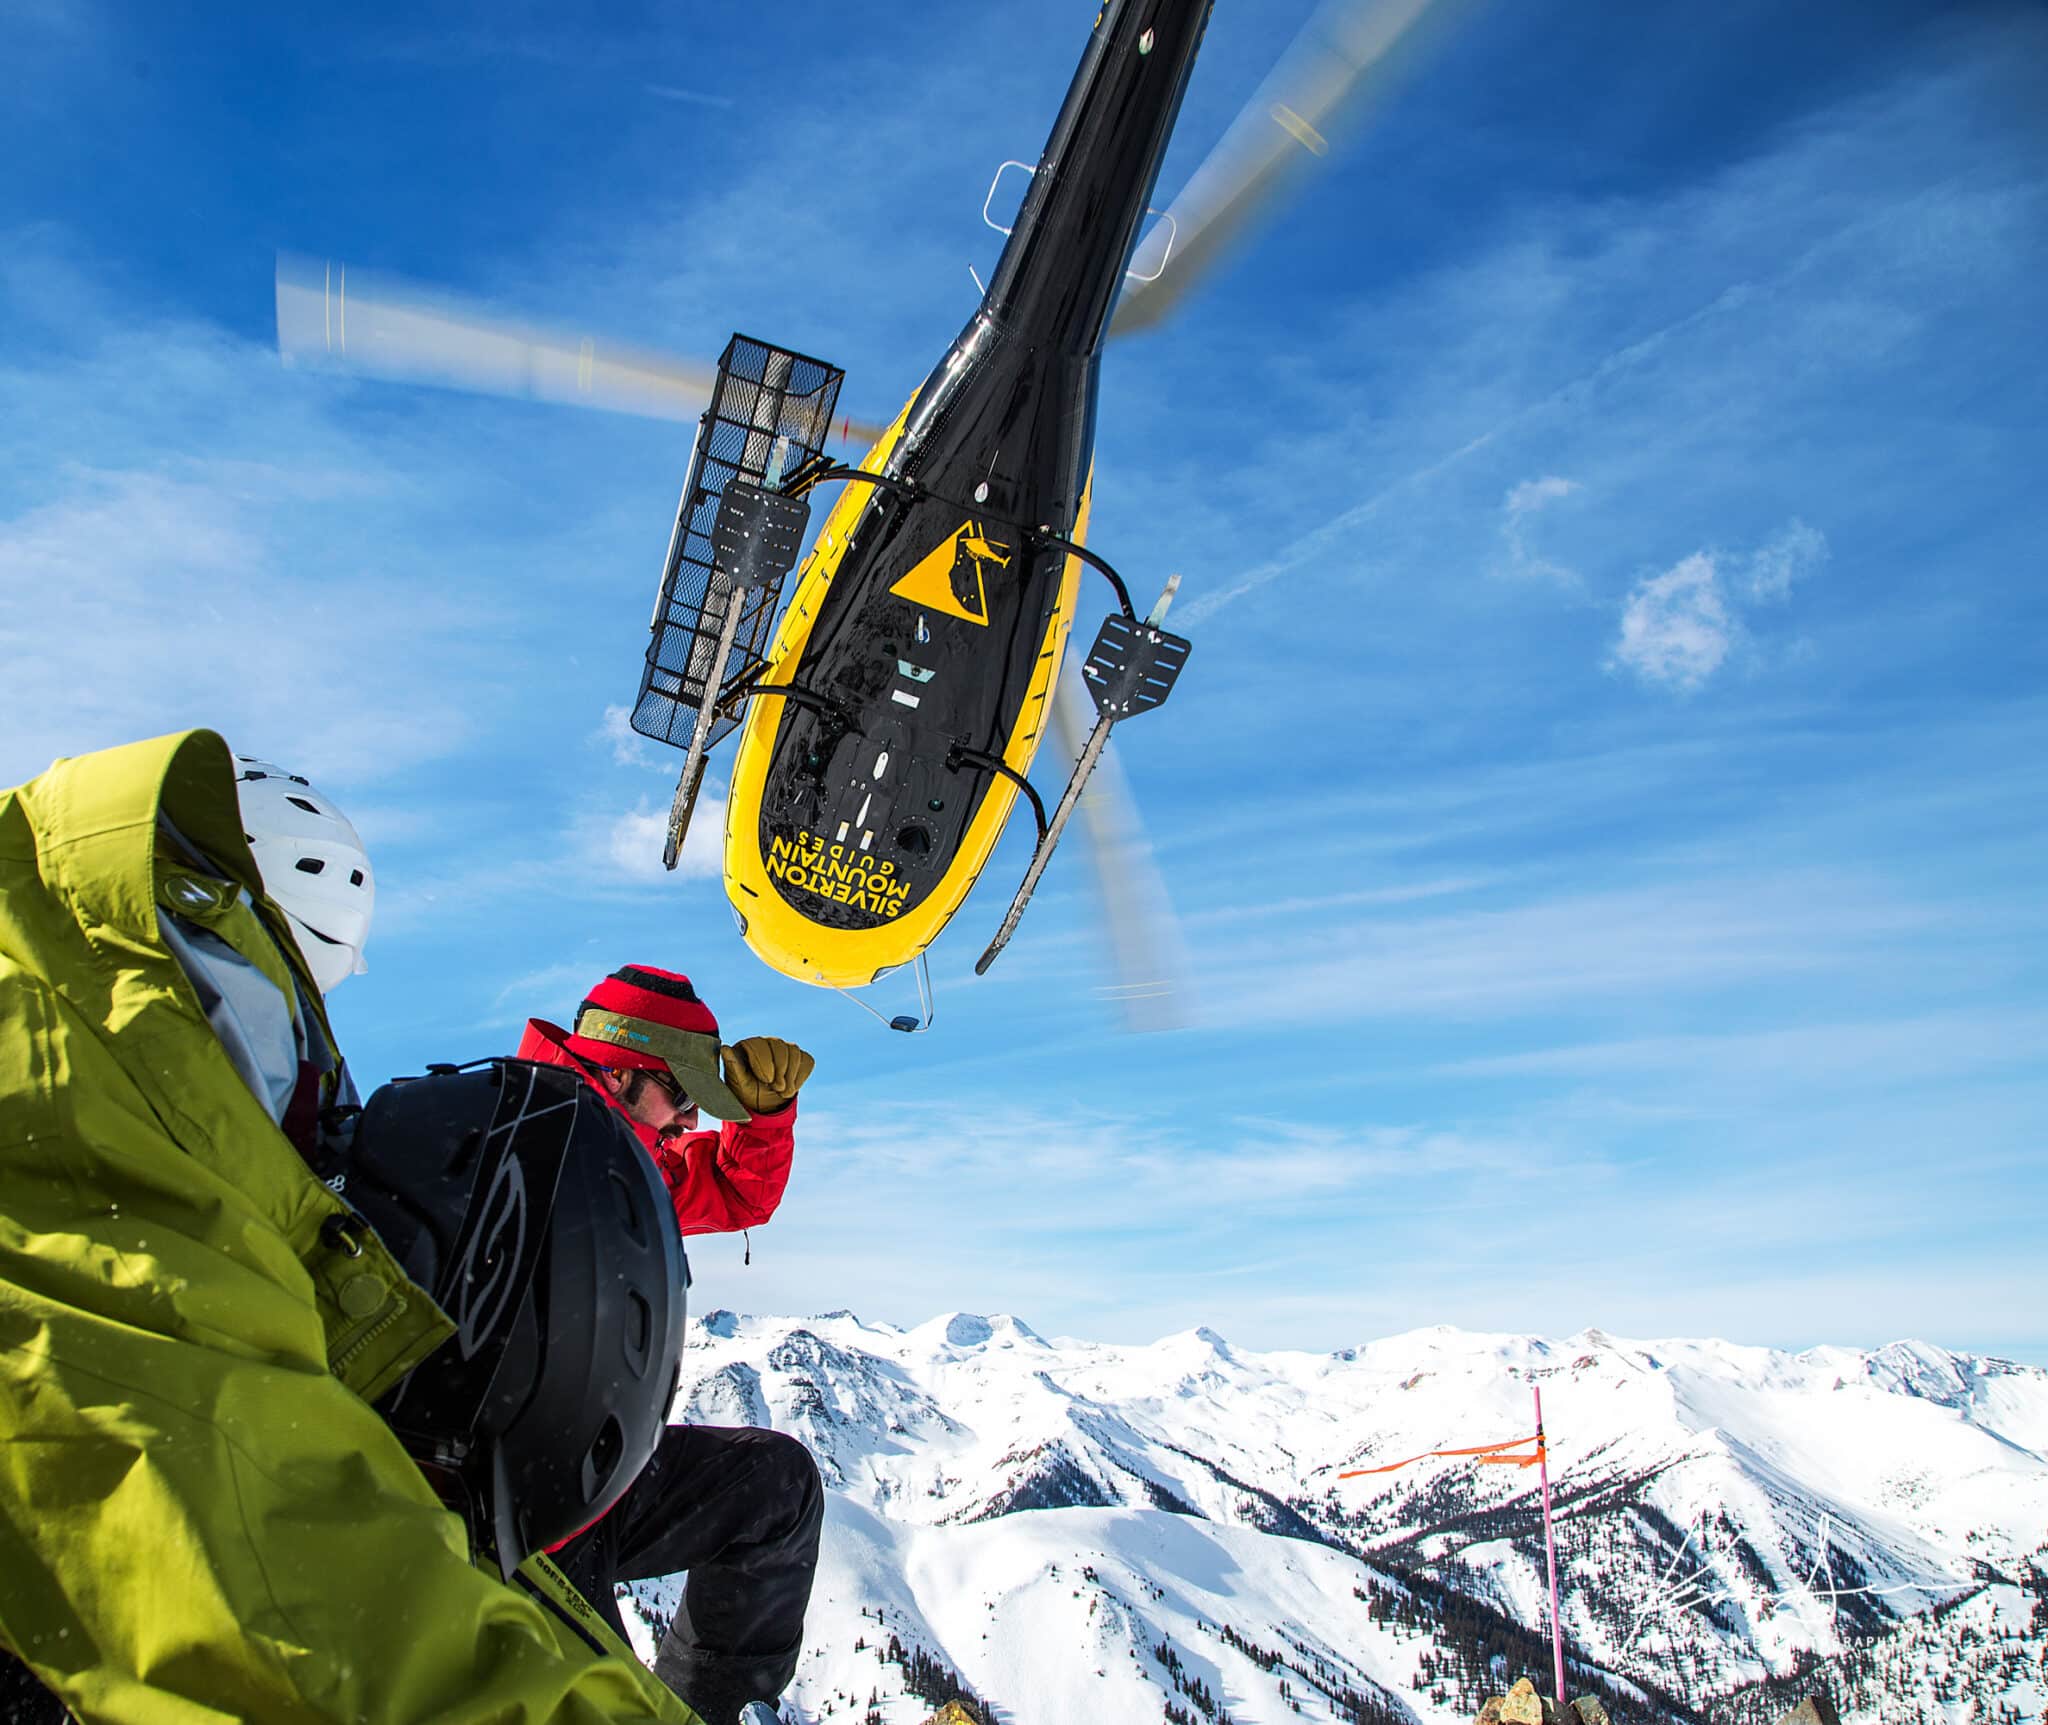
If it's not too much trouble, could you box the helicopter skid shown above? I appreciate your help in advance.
[974,599,1191,974]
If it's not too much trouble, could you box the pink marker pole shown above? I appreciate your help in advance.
[1535,1385,1567,1712]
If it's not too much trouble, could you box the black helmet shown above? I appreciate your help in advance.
[334,1059,687,1573]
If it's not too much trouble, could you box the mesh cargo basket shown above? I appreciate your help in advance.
[631,335,845,750]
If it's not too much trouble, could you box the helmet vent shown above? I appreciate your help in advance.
[582,1416,625,1500]
[350,868,366,887]
[286,795,320,813]
[626,1291,652,1367]
[295,857,327,874]
[609,1168,648,1245]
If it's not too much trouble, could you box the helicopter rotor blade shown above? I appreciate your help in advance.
[275,253,889,444]
[1052,647,1194,1032]
[1109,0,1457,339]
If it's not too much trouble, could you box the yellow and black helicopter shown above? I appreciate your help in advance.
[278,0,1450,1027]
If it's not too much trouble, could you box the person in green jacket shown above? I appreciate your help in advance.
[0,730,708,1724]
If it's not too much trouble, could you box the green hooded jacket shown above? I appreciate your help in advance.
[0,730,696,1724]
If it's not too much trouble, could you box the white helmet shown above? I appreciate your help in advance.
[234,757,375,994]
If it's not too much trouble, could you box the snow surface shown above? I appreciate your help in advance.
[627,1313,2048,1724]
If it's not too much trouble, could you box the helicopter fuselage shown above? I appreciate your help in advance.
[723,0,1213,988]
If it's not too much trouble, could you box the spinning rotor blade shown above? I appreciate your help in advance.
[1110,0,1455,338]
[1053,648,1193,1033]
[276,254,887,443]
[277,254,718,418]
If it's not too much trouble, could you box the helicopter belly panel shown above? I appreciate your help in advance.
[724,476,1091,989]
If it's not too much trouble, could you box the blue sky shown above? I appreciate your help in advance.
[4,0,2043,1361]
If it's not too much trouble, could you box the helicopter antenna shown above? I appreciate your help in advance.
[832,952,936,1035]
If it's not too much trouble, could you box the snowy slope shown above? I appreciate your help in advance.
[621,1314,2048,1725]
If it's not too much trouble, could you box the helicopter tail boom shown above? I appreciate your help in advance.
[974,0,1215,360]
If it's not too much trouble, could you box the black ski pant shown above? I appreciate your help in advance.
[552,1421,825,1725]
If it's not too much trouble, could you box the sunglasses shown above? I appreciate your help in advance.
[638,1067,694,1111]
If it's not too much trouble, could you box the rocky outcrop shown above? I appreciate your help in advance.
[1472,1678,1612,1723]
[1773,1699,1842,1725]
[1470,1676,1842,1724]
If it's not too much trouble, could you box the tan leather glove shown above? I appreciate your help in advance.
[721,1036,816,1115]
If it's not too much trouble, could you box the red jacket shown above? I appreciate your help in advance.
[515,1018,796,1236]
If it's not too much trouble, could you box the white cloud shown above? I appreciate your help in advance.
[1180,875,1494,928]
[1496,473,1582,585]
[366,795,729,941]
[1744,518,1829,601]
[606,805,673,879]
[586,792,725,883]
[1607,519,1828,692]
[1434,1009,2048,1090]
[771,1102,1582,1244]
[1610,552,1734,692]
[598,702,656,767]
[1199,868,1940,1026]
[1505,475,1579,520]
[489,961,598,1016]
[0,465,479,785]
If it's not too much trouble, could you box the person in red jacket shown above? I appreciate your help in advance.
[515,964,810,1235]
[517,964,823,1725]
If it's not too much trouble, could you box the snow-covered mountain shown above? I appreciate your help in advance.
[618,1314,2048,1725]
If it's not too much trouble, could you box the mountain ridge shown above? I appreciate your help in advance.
[621,1312,2047,1723]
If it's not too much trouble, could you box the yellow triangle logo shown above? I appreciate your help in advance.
[889,520,1011,627]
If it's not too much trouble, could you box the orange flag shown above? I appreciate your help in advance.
[1337,1431,1545,1478]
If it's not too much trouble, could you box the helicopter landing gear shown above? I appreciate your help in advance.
[974,574,1190,974]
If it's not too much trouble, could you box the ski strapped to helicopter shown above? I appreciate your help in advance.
[275,0,1457,1026]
